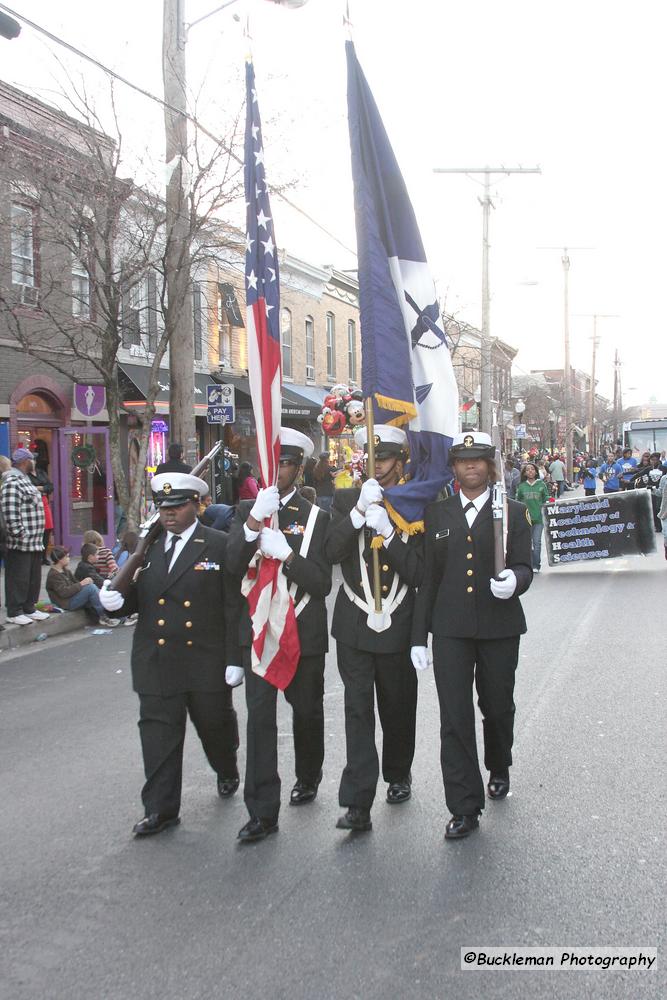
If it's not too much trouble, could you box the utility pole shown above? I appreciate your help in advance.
[433,166,541,434]
[574,313,619,457]
[163,0,196,465]
[538,246,593,482]
[613,349,623,445]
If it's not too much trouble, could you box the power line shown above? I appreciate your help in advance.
[0,2,356,256]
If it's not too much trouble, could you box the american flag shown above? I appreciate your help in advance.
[241,59,300,690]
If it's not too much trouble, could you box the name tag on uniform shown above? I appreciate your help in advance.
[194,561,220,571]
[283,522,305,535]
[286,505,300,512]
[435,529,450,539]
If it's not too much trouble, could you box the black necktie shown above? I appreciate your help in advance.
[165,535,181,570]
[462,501,475,514]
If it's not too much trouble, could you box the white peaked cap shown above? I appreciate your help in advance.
[354,424,408,452]
[280,427,314,461]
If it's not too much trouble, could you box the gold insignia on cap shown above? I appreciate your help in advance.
[374,434,381,447]
[163,483,172,494]
[463,434,475,448]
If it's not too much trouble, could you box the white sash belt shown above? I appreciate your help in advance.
[342,529,409,632]
[288,503,319,618]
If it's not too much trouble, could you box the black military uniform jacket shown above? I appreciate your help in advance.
[412,495,533,645]
[324,489,424,654]
[118,523,240,696]
[226,492,332,656]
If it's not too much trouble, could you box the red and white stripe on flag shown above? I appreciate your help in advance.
[243,59,300,690]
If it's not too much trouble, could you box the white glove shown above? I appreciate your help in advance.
[410,646,430,672]
[225,665,244,687]
[357,478,382,513]
[250,485,280,522]
[99,580,125,611]
[365,503,393,539]
[490,568,517,600]
[259,527,292,562]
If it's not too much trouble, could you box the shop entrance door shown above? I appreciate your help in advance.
[59,428,114,552]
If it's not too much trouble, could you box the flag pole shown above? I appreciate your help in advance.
[364,401,383,613]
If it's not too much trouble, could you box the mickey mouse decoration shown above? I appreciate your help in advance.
[317,384,365,437]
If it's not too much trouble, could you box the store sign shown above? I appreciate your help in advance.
[207,383,235,424]
[73,384,106,417]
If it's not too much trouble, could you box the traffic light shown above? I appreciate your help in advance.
[0,12,20,39]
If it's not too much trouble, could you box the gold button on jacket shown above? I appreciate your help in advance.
[467,586,474,593]
[183,600,191,608]
[158,638,166,646]
[185,621,193,629]
[158,598,165,606]
[157,619,165,626]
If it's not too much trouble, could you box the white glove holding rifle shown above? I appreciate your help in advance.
[99,580,125,612]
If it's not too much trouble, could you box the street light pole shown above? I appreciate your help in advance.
[434,166,541,434]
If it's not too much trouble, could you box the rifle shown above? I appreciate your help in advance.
[491,423,508,577]
[109,440,223,597]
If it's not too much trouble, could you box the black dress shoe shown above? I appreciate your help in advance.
[336,807,372,832]
[290,775,321,806]
[237,816,278,843]
[487,773,510,799]
[386,776,412,804]
[132,813,180,837]
[217,775,240,798]
[444,814,479,840]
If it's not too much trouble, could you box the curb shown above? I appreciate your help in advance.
[0,610,89,654]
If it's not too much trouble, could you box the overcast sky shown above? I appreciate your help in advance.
[2,0,665,403]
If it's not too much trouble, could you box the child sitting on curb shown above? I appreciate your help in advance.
[46,547,118,628]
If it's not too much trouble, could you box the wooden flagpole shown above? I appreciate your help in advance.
[364,402,383,613]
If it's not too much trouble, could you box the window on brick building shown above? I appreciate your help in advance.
[11,204,38,297]
[326,312,336,380]
[305,315,315,381]
[217,286,232,366]
[281,307,293,378]
[347,319,357,382]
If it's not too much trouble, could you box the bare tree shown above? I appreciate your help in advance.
[0,80,244,529]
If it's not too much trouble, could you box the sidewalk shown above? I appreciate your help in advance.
[1,564,89,654]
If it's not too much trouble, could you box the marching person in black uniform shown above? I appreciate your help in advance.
[225,429,332,843]
[99,473,242,837]
[411,432,533,840]
[324,425,424,833]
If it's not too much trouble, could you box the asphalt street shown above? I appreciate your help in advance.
[1,545,665,1000]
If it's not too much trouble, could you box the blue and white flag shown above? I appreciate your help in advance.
[346,41,459,531]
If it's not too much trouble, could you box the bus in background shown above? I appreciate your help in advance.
[624,420,667,456]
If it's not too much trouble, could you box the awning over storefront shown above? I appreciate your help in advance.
[118,365,327,421]
[281,383,327,419]
[118,364,252,414]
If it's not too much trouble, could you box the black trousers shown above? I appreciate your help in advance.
[4,549,42,617]
[243,650,325,820]
[336,642,417,810]
[433,635,520,816]
[137,688,239,817]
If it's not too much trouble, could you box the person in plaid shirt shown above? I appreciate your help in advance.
[1,448,50,626]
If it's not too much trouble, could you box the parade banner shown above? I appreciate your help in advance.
[543,490,656,567]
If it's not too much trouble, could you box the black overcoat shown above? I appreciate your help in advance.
[118,522,240,696]
[226,493,332,656]
[324,489,424,654]
[412,495,533,644]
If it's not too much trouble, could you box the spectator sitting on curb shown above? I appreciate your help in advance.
[82,530,118,578]
[74,542,106,588]
[46,546,118,628]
